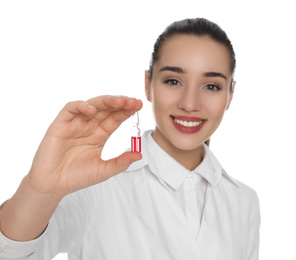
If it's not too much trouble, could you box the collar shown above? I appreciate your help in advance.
[194,144,240,188]
[126,131,189,190]
[126,130,240,189]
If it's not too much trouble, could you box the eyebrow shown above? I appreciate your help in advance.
[159,66,228,80]
[159,66,227,80]
[159,66,186,74]
[203,72,228,80]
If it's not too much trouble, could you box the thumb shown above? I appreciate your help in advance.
[104,152,142,179]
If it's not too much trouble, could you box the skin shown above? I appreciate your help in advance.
[0,34,235,243]
[0,96,142,241]
[145,35,235,170]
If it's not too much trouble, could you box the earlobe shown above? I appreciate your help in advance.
[231,81,236,93]
[144,70,152,102]
[226,81,236,110]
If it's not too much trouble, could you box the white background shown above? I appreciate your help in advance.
[0,0,295,259]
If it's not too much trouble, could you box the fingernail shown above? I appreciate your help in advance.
[87,104,96,109]
[114,95,129,99]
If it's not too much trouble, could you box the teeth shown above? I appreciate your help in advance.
[174,118,203,127]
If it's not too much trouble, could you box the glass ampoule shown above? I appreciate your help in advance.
[131,111,141,153]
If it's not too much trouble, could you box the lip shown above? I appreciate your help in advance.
[172,115,205,121]
[170,115,206,134]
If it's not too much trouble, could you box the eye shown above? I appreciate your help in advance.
[204,84,221,91]
[164,79,181,86]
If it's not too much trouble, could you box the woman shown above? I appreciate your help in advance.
[0,18,260,260]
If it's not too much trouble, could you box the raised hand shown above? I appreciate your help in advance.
[0,95,143,242]
[26,95,143,198]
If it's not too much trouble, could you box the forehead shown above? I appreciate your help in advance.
[156,35,232,76]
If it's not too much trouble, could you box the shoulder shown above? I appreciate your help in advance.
[220,170,260,211]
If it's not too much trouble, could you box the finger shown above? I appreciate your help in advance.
[98,103,142,136]
[56,96,142,123]
[56,101,97,122]
[102,151,142,181]
[91,98,142,125]
[56,96,127,123]
[87,95,125,111]
[88,96,142,112]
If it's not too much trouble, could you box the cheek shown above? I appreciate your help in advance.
[151,87,178,114]
[150,88,164,123]
[203,95,229,120]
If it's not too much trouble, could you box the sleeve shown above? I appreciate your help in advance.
[0,231,41,260]
[247,192,261,260]
[0,187,97,260]
[0,201,43,260]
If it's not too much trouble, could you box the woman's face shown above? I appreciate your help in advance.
[145,35,234,153]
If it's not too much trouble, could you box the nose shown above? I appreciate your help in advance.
[177,85,202,112]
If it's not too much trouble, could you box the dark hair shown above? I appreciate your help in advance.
[148,18,236,92]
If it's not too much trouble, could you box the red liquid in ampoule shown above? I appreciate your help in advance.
[131,136,141,153]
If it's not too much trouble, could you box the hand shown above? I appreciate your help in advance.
[26,95,143,199]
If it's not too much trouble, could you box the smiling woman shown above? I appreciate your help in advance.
[145,30,235,169]
[0,18,260,260]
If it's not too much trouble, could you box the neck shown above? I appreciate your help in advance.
[151,131,204,171]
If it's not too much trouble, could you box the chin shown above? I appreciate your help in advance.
[168,136,205,152]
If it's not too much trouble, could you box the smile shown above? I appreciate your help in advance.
[174,118,203,128]
[170,115,206,134]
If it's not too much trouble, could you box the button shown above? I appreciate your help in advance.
[187,174,193,180]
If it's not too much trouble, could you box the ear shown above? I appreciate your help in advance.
[226,81,236,110]
[145,70,152,102]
